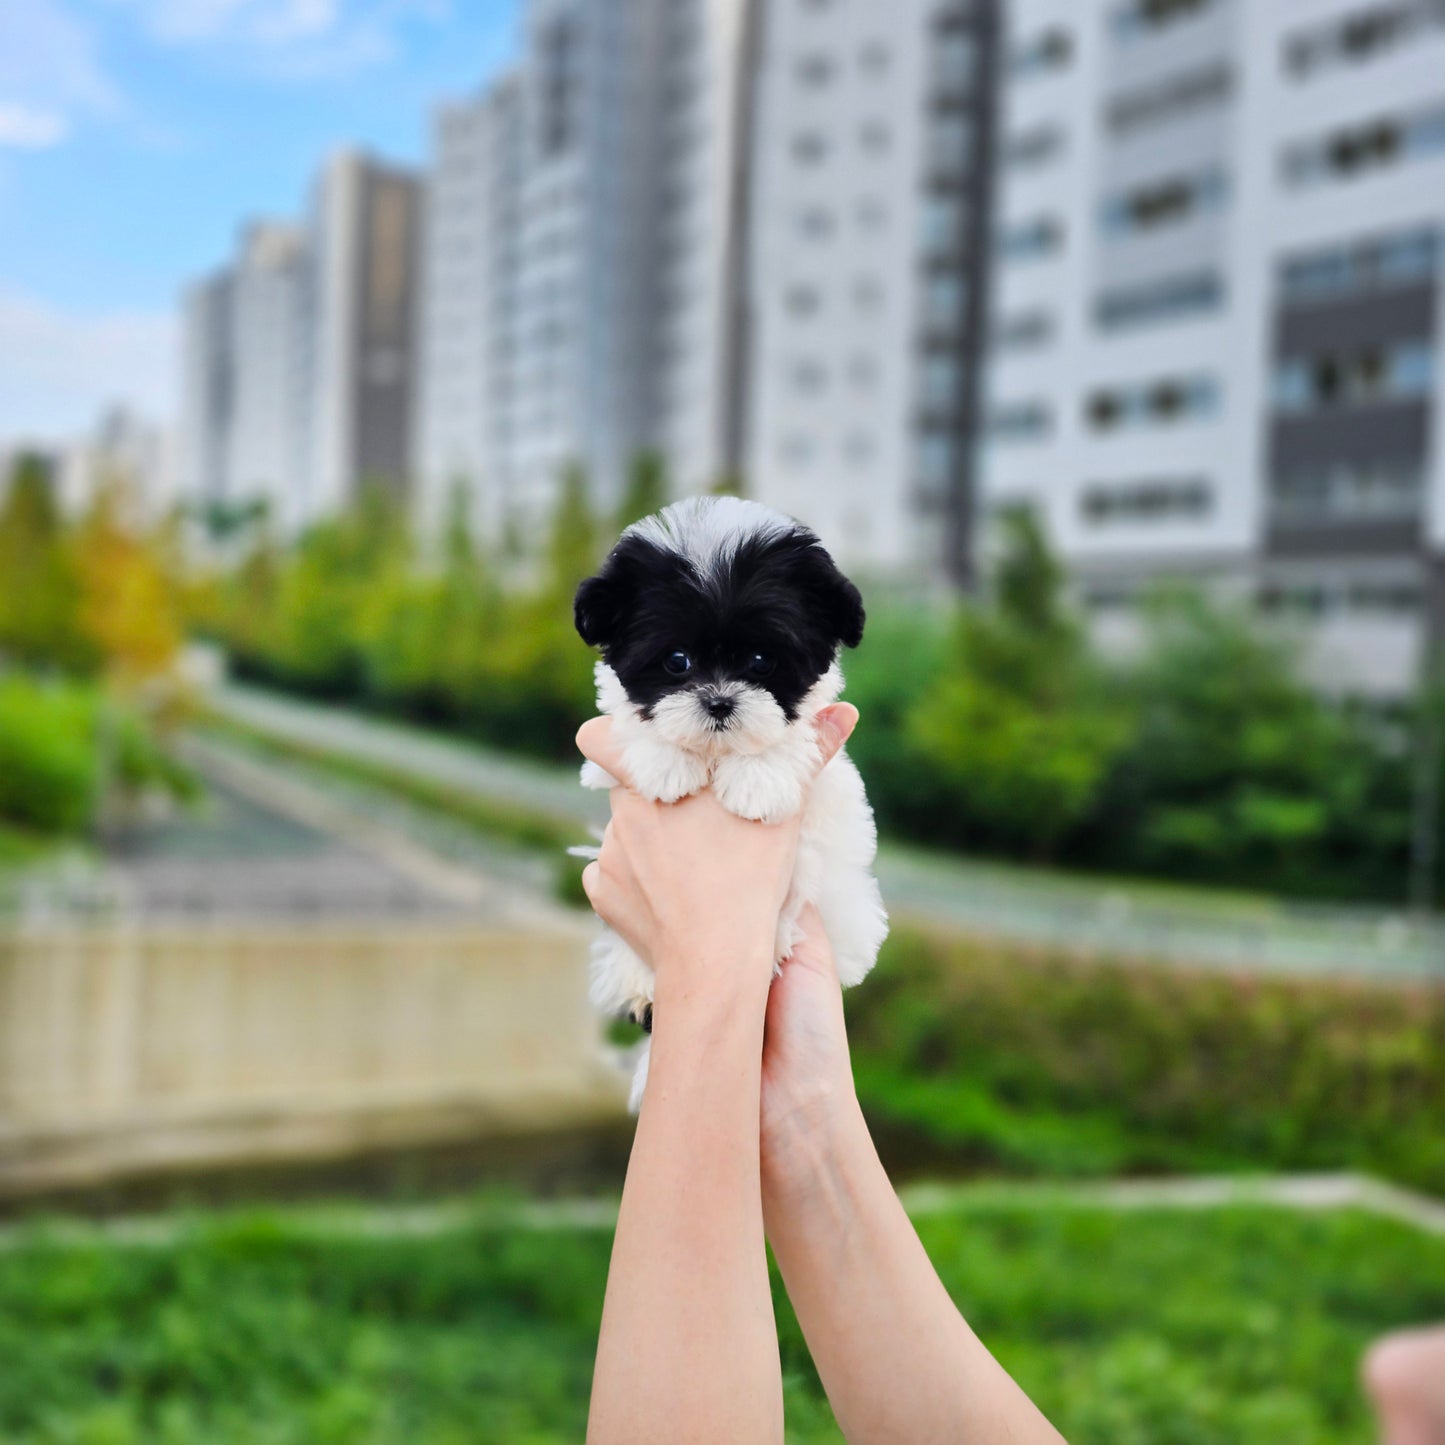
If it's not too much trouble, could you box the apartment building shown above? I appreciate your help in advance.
[178,151,420,531]
[743,0,1001,579]
[178,269,234,511]
[414,79,524,542]
[980,0,1445,695]
[414,0,767,543]
[227,222,311,532]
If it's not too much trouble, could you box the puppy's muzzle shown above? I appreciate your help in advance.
[701,692,736,728]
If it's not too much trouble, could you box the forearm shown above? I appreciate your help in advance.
[763,1098,1063,1445]
[588,952,783,1445]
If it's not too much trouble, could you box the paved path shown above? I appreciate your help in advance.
[210,683,1445,982]
[3,1172,1440,1249]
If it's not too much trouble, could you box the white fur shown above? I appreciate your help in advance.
[584,657,889,1111]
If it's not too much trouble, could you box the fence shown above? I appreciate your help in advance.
[0,914,627,1199]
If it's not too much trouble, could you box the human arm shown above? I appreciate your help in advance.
[760,909,1066,1445]
[579,710,855,1445]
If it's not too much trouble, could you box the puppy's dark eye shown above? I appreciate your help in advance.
[663,651,693,677]
[746,652,775,679]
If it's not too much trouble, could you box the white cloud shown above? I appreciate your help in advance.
[0,104,71,150]
[0,287,176,440]
[0,1,121,150]
[104,0,451,78]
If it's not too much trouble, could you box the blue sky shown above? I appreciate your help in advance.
[0,0,519,441]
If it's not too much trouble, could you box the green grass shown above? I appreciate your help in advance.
[0,1197,1438,1443]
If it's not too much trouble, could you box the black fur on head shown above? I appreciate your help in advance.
[574,516,865,722]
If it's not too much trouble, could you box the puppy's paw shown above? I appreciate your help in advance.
[711,754,804,824]
[580,760,619,791]
[626,743,709,803]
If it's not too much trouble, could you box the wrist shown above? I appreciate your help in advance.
[761,1082,869,1210]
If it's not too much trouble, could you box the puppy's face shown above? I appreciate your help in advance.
[575,506,864,754]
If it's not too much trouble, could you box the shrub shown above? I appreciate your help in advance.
[850,927,1445,1193]
[0,675,100,833]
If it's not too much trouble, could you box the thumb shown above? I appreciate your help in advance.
[814,703,859,771]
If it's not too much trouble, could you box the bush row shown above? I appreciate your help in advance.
[851,926,1445,1195]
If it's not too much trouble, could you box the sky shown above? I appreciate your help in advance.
[0,0,519,443]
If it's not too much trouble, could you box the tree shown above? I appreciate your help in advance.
[616,451,669,531]
[72,477,183,690]
[909,508,1128,858]
[0,454,95,673]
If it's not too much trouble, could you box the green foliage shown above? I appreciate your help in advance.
[0,674,101,833]
[615,451,669,531]
[1085,591,1415,897]
[0,1201,1437,1442]
[0,674,194,837]
[849,927,1445,1194]
[907,510,1129,858]
[0,455,95,672]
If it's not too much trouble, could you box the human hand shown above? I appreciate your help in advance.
[576,707,857,1013]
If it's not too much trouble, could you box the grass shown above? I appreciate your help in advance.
[0,1196,1439,1443]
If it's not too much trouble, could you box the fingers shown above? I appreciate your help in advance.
[575,716,634,790]
[813,703,859,773]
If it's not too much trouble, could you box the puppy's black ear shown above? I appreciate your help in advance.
[827,570,866,649]
[574,573,621,649]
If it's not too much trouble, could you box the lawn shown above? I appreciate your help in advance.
[0,1197,1439,1443]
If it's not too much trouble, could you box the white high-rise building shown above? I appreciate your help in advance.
[178,270,234,510]
[980,0,1445,695]
[414,79,524,543]
[415,0,766,542]
[178,151,420,532]
[228,222,310,532]
[742,0,1000,578]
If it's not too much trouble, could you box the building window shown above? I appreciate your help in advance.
[916,432,956,490]
[856,198,888,231]
[1272,461,1424,524]
[860,119,892,155]
[1112,0,1218,42]
[796,53,835,86]
[1010,26,1073,78]
[1273,341,1435,412]
[1285,1,1445,82]
[1086,374,1219,430]
[1279,227,1439,306]
[921,196,965,255]
[537,15,580,158]
[1003,124,1064,169]
[799,206,836,240]
[1260,578,1422,617]
[1101,167,1229,237]
[792,359,828,393]
[921,273,968,333]
[853,276,885,310]
[928,112,972,172]
[1106,61,1233,134]
[845,433,875,464]
[997,215,1064,261]
[779,435,813,465]
[987,400,1053,441]
[792,132,829,165]
[1082,477,1212,524]
[847,355,878,387]
[785,284,821,317]
[933,29,977,89]
[920,356,962,412]
[992,310,1055,351]
[860,40,891,74]
[1283,102,1445,189]
[1096,271,1223,330]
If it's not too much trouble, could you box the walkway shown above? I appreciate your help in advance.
[210,682,1445,982]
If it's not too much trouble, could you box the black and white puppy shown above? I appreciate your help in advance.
[574,496,888,1108]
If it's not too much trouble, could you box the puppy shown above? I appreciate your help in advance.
[573,496,888,1108]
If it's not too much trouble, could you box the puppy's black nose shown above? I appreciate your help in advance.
[705,696,736,721]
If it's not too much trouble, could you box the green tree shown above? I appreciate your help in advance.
[0,454,93,672]
[909,509,1128,858]
[616,451,669,531]
[1096,589,1412,896]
